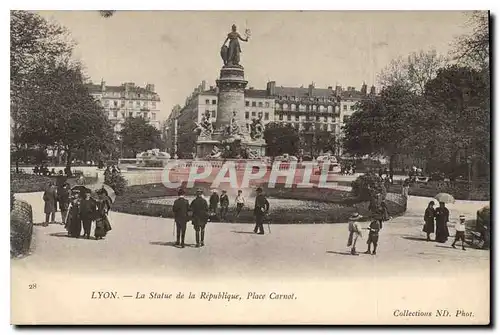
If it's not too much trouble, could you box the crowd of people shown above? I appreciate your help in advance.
[42,182,112,240]
[172,187,270,248]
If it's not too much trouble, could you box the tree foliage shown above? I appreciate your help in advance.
[120,117,164,157]
[263,122,300,157]
[452,11,489,70]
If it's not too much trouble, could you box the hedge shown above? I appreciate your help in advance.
[11,199,34,257]
[11,173,99,193]
[386,180,490,201]
[111,182,406,224]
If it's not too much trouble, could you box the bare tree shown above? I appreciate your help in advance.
[377,49,446,94]
[451,11,489,70]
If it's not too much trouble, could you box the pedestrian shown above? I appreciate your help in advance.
[66,193,82,238]
[42,182,57,226]
[434,202,450,243]
[172,188,190,248]
[79,191,96,239]
[365,219,381,255]
[219,190,229,221]
[190,189,209,247]
[235,190,245,218]
[209,189,219,221]
[402,179,410,211]
[452,215,467,251]
[423,201,436,241]
[253,187,269,235]
[378,201,391,229]
[94,190,112,240]
[347,213,363,255]
[58,183,70,225]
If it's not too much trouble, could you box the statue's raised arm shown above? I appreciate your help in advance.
[220,24,250,67]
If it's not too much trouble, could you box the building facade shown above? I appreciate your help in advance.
[87,80,161,134]
[167,79,376,157]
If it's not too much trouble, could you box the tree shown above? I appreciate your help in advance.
[263,122,300,157]
[120,117,164,157]
[342,85,423,174]
[378,49,446,94]
[452,11,489,70]
[421,65,490,179]
[299,127,338,157]
[10,10,73,172]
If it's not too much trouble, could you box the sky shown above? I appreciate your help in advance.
[37,10,476,121]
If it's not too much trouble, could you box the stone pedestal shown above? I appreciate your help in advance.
[196,140,220,159]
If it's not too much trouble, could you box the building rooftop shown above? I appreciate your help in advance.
[86,82,160,97]
[274,86,335,98]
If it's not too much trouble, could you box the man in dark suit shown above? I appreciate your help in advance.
[219,190,229,221]
[58,183,70,225]
[79,191,96,239]
[172,188,190,248]
[253,187,270,235]
[209,190,219,221]
[190,189,209,247]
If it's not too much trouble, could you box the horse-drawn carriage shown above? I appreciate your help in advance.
[466,205,490,249]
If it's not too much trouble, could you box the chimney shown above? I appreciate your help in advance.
[100,79,106,92]
[249,86,254,90]
[328,86,333,90]
[266,81,276,96]
[370,85,376,95]
[210,86,214,91]
[146,83,155,92]
[361,82,367,96]
[308,83,314,96]
[215,86,220,94]
[201,80,207,91]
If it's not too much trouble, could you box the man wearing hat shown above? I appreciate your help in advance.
[209,189,220,221]
[347,213,363,255]
[79,191,96,239]
[253,187,269,235]
[190,189,209,247]
[219,190,229,222]
[452,215,467,251]
[172,188,190,248]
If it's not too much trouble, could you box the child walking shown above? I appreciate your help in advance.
[365,219,381,255]
[347,213,363,255]
[451,214,467,251]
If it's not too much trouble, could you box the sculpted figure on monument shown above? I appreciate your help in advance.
[221,24,250,67]
[194,110,213,138]
[250,112,265,140]
[225,110,243,137]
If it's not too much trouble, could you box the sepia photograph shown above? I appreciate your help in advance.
[10,9,490,325]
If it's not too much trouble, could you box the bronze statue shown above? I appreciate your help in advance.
[250,112,264,140]
[221,24,249,66]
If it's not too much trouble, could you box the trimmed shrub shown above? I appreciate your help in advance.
[351,172,387,201]
[10,199,33,257]
[105,171,128,195]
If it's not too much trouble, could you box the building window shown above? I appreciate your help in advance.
[264,112,269,120]
[343,105,347,111]
[104,100,109,107]
[245,112,250,119]
[316,115,320,121]
[121,112,125,119]
[252,101,256,107]
[212,100,216,105]
[136,101,141,108]
[144,112,148,119]
[265,102,270,108]
[319,105,324,113]
[129,101,133,107]
[283,103,288,111]
[152,101,156,108]
[279,114,283,121]
[121,100,125,107]
[299,104,306,112]
[287,115,291,121]
[323,124,328,131]
[291,104,296,111]
[113,101,118,107]
[310,105,316,112]
[113,111,118,118]
[327,106,333,113]
[129,112,133,118]
[211,110,216,118]
[205,99,210,104]
[258,102,263,107]
[324,116,328,122]
[295,115,299,121]
[245,101,249,107]
[252,112,256,117]
[143,101,148,107]
[152,113,156,120]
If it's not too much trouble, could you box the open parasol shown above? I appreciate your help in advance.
[71,185,92,194]
[88,183,116,203]
[434,193,455,204]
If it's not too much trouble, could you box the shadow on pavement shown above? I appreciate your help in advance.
[150,241,196,248]
[231,231,256,235]
[402,236,429,242]
[49,232,71,238]
[326,251,356,256]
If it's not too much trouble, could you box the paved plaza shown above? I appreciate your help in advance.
[12,191,489,280]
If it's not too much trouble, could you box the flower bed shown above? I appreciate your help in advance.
[111,182,406,224]
[11,173,98,193]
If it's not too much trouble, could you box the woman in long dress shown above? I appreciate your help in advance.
[422,201,435,241]
[222,24,249,66]
[66,194,82,238]
[434,202,450,243]
[94,191,112,240]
